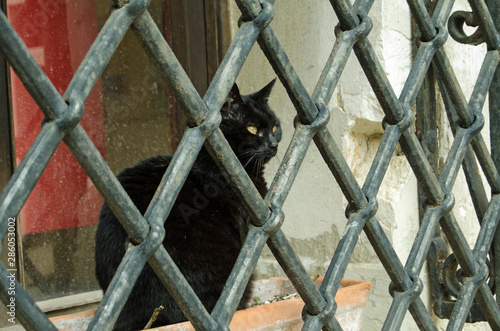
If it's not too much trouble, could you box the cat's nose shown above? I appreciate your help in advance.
[268,142,278,157]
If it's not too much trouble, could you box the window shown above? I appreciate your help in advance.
[0,0,227,325]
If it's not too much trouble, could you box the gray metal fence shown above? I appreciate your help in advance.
[0,0,499,330]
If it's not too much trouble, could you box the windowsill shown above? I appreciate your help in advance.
[1,290,103,330]
[40,290,103,318]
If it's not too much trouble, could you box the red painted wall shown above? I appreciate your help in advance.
[7,0,105,234]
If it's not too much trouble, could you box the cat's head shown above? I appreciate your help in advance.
[219,79,281,174]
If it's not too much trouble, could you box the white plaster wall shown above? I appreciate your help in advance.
[228,0,492,330]
[229,1,346,279]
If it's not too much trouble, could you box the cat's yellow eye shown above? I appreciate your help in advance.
[247,126,258,135]
[272,125,277,133]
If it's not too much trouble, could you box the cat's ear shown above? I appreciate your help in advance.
[255,78,277,103]
[227,84,243,105]
[222,84,243,118]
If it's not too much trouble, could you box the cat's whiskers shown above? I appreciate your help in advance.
[242,153,257,169]
[273,153,281,164]
[254,157,263,177]
[248,151,265,177]
[239,150,256,158]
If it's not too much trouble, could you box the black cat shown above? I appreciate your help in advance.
[95,79,281,331]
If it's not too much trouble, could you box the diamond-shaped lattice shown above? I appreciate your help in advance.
[0,0,499,330]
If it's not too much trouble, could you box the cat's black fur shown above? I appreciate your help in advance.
[95,80,281,331]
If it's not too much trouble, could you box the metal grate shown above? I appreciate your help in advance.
[1,0,499,330]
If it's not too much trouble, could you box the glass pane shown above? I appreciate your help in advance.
[7,0,106,306]
[3,0,175,324]
[96,0,176,173]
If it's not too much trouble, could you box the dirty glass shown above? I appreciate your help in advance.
[3,0,173,320]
